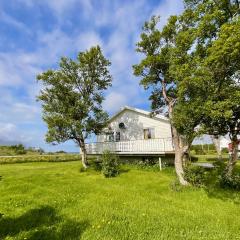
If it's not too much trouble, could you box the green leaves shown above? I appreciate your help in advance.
[134,0,240,146]
[37,46,112,145]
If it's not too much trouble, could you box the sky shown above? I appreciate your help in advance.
[0,0,184,152]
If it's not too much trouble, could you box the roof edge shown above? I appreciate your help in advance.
[108,106,169,123]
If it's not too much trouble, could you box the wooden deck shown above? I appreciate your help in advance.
[86,138,174,156]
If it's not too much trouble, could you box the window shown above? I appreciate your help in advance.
[115,132,120,141]
[106,132,114,142]
[143,128,155,139]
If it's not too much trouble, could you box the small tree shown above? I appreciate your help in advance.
[37,46,112,168]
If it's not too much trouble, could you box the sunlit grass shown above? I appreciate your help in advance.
[0,162,240,239]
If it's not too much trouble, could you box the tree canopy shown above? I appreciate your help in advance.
[37,46,112,168]
[134,0,240,183]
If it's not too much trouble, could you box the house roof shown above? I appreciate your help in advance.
[108,106,169,122]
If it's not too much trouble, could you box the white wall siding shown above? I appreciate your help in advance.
[98,109,172,142]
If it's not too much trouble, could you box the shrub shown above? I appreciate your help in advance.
[221,148,229,154]
[208,150,217,155]
[189,156,198,162]
[219,171,240,190]
[15,149,27,155]
[134,157,158,169]
[101,150,119,178]
[213,160,226,173]
[91,158,102,171]
[184,165,208,187]
[196,149,206,155]
[206,156,229,162]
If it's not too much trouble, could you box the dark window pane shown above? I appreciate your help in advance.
[116,132,120,141]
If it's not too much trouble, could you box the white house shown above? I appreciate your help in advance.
[86,106,174,156]
[219,137,229,150]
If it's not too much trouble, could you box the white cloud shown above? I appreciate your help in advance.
[75,31,103,51]
[103,92,128,113]
[0,122,31,145]
[0,52,41,87]
[13,103,40,120]
[0,100,40,124]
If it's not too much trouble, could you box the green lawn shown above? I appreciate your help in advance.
[0,162,240,240]
[193,154,230,162]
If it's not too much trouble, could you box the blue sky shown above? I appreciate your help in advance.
[0,0,184,152]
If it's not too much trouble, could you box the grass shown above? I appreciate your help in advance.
[0,162,240,240]
[0,154,80,164]
[193,154,230,163]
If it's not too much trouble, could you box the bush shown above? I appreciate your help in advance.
[219,171,240,190]
[190,150,196,155]
[184,165,208,187]
[132,157,158,169]
[91,159,102,171]
[10,144,27,155]
[101,150,119,178]
[222,148,229,154]
[208,150,217,155]
[213,160,226,173]
[197,150,206,155]
[189,156,198,162]
[206,156,229,162]
[15,149,27,155]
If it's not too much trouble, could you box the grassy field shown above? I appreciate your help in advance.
[0,154,80,164]
[192,154,230,162]
[0,162,240,240]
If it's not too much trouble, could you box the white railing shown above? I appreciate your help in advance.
[85,138,174,154]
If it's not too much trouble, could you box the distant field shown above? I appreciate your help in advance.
[0,162,240,240]
[0,154,80,164]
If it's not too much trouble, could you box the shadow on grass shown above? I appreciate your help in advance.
[204,186,240,204]
[119,168,130,174]
[0,206,89,239]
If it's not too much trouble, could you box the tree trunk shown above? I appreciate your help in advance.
[210,135,222,160]
[79,139,88,169]
[182,139,192,167]
[226,135,238,175]
[172,126,189,185]
[167,102,189,186]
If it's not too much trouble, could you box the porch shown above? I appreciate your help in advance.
[85,138,174,155]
